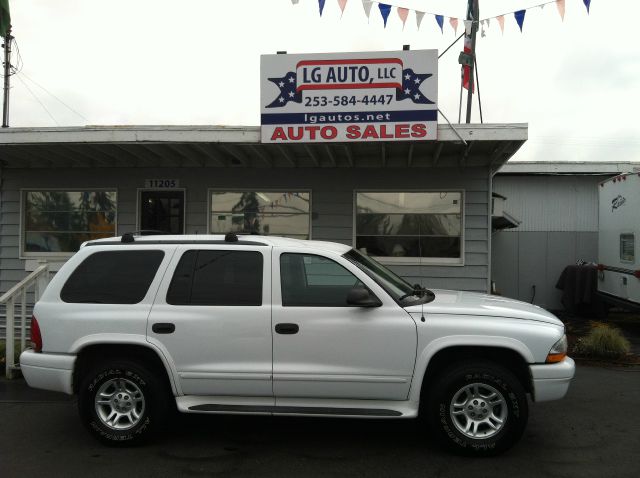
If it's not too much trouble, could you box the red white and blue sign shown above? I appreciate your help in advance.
[260,50,438,143]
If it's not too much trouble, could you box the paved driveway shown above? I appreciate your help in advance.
[1,364,639,478]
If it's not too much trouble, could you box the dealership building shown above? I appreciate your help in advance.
[0,123,526,298]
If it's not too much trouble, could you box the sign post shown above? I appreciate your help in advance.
[260,50,438,143]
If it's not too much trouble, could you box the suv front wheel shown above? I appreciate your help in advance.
[78,360,168,445]
[426,360,529,456]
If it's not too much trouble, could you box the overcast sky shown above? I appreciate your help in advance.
[8,0,640,162]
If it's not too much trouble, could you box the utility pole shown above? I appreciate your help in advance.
[2,24,11,128]
[465,0,479,124]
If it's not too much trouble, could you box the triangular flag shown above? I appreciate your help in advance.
[480,19,486,38]
[291,0,300,4]
[556,0,565,21]
[397,7,409,30]
[416,11,425,29]
[583,0,591,13]
[449,17,459,34]
[514,10,526,32]
[463,19,472,35]
[435,15,444,33]
[497,15,504,34]
[362,0,373,19]
[485,18,490,28]
[318,0,326,16]
[378,3,392,28]
[337,0,348,17]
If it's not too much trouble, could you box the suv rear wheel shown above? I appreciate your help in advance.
[426,359,528,456]
[78,360,168,445]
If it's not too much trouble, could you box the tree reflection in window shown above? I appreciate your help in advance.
[210,191,310,239]
[24,190,117,253]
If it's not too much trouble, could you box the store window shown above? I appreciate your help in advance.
[620,234,635,263]
[355,191,463,263]
[22,190,117,255]
[209,191,310,239]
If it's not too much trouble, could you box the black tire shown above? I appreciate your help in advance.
[78,360,169,446]
[425,360,528,456]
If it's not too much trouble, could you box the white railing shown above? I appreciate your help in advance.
[0,262,50,379]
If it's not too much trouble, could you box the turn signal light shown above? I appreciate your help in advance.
[30,316,42,353]
[546,335,567,363]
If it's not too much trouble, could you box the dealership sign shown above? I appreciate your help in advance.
[260,50,438,143]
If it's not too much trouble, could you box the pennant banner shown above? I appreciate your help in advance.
[397,7,409,29]
[299,0,594,36]
[378,3,391,28]
[514,9,526,31]
[362,0,373,20]
[434,15,444,33]
[556,0,565,21]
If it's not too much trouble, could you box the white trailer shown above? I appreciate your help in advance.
[598,172,640,310]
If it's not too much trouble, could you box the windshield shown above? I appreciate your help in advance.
[343,249,433,304]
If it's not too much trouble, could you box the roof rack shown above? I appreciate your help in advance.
[86,231,267,247]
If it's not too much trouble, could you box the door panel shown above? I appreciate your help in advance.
[272,251,417,401]
[148,245,273,397]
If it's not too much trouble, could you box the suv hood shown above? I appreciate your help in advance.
[405,289,563,326]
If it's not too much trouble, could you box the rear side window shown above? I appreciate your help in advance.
[61,250,165,304]
[167,250,263,306]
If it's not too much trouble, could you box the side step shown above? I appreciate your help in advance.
[188,404,401,417]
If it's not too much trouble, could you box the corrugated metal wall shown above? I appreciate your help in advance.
[492,175,602,310]
[493,175,600,232]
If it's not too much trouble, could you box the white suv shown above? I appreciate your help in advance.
[20,233,574,455]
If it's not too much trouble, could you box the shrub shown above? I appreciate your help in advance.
[573,324,631,358]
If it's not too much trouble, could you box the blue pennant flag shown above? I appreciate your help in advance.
[265,73,303,108]
[396,69,434,105]
[583,0,591,13]
[318,0,326,16]
[378,3,391,28]
[514,9,526,32]
[435,15,444,33]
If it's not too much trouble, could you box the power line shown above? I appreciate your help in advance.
[14,74,60,126]
[18,71,89,123]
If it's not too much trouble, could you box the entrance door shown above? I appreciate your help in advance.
[139,190,184,234]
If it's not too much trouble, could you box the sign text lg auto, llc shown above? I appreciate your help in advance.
[260,50,438,143]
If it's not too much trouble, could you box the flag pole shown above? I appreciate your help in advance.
[465,0,478,124]
[2,24,11,128]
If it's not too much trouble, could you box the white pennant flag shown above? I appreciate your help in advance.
[362,0,373,20]
[464,19,472,35]
[485,18,490,28]
[416,11,425,29]
[291,0,299,4]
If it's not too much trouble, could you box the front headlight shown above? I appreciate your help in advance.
[546,335,568,363]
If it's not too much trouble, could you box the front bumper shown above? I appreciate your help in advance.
[20,349,76,395]
[529,357,576,402]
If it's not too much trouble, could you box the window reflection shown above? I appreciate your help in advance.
[24,191,117,253]
[210,191,310,239]
[356,192,462,260]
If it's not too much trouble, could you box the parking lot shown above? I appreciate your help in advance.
[1,363,639,478]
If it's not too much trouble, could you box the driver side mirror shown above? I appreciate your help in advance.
[346,286,382,308]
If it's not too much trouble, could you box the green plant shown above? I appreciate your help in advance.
[0,340,23,366]
[573,324,631,358]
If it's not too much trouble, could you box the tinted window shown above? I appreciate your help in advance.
[61,250,164,304]
[167,250,263,306]
[280,253,362,307]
